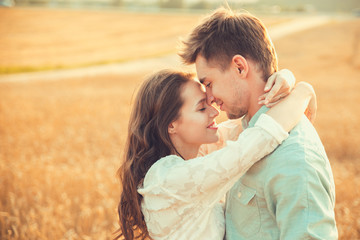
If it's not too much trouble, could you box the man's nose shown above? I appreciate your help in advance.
[206,92,215,106]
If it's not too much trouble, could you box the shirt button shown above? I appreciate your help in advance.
[237,192,242,198]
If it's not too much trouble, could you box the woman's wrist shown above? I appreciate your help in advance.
[293,82,315,103]
[280,69,296,90]
[295,82,317,122]
[266,81,316,132]
[295,81,314,95]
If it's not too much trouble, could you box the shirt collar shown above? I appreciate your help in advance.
[241,105,270,129]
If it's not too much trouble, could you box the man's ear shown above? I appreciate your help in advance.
[168,122,177,135]
[232,55,249,77]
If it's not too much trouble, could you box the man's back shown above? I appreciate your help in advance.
[225,107,338,239]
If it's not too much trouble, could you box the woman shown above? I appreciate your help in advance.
[116,69,316,240]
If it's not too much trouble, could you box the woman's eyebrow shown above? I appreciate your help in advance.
[196,98,206,106]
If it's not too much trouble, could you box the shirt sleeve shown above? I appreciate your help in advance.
[140,114,288,207]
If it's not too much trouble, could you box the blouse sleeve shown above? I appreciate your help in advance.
[139,114,288,207]
[198,118,243,156]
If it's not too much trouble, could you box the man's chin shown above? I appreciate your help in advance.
[226,112,244,120]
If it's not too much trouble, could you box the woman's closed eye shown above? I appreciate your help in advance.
[196,98,207,111]
[198,103,206,112]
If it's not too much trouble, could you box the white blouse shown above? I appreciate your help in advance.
[137,114,288,240]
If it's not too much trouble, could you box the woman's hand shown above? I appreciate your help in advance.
[266,81,317,132]
[301,82,317,123]
[258,69,296,107]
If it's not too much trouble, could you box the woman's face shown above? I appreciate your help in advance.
[170,79,220,147]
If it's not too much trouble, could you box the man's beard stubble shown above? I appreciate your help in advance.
[226,106,247,120]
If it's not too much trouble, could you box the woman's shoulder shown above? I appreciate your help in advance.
[151,154,184,170]
[142,155,184,188]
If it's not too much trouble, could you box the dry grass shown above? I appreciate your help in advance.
[0,7,360,240]
[0,74,145,239]
[0,7,288,73]
[0,8,198,72]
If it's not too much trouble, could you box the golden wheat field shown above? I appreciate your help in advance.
[1,7,360,240]
[0,8,289,73]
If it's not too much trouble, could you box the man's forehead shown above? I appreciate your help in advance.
[195,61,208,84]
[195,64,207,84]
[195,55,223,84]
[195,54,210,71]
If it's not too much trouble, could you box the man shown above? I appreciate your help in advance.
[179,8,338,239]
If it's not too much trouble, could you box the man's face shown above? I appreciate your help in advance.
[195,55,250,119]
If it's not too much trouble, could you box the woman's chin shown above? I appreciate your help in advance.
[206,132,220,144]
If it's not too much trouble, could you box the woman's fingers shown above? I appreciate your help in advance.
[264,100,281,108]
[264,80,284,104]
[258,94,266,101]
[262,70,294,105]
[258,92,287,106]
[306,95,317,123]
[264,74,276,92]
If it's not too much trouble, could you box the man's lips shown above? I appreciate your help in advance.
[207,121,218,130]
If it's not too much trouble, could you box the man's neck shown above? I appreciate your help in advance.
[245,76,266,123]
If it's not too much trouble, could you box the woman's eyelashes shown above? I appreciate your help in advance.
[198,104,206,112]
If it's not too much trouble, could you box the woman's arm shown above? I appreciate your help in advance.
[142,114,288,207]
[266,81,316,132]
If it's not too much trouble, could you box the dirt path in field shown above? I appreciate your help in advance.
[0,15,332,83]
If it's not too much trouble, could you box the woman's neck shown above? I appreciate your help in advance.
[173,144,200,160]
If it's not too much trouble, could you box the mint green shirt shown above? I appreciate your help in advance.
[225,106,338,239]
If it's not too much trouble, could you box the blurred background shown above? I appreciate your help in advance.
[1,0,360,13]
[0,0,359,239]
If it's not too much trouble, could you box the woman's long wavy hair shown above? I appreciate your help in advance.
[115,70,193,240]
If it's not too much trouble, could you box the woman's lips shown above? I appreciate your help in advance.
[207,121,218,130]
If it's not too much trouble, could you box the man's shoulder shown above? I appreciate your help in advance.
[265,116,328,166]
[274,116,324,151]
[240,116,328,181]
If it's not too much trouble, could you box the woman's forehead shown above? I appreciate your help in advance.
[192,78,206,92]
[182,80,206,105]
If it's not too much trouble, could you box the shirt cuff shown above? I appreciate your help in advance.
[254,113,289,144]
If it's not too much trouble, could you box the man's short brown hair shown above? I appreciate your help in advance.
[179,8,278,80]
